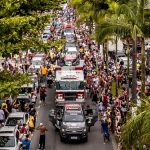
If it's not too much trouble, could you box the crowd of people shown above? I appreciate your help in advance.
[73,21,150,148]
[0,3,149,150]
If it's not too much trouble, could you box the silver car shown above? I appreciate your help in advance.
[0,126,20,150]
[4,112,29,127]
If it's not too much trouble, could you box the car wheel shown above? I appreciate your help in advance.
[55,126,59,132]
[60,136,65,142]
[84,136,88,142]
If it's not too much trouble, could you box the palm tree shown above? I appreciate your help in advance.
[121,99,150,149]
[95,0,149,101]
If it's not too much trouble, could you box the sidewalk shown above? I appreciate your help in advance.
[110,133,118,150]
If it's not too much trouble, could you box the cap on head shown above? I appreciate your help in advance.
[40,123,43,126]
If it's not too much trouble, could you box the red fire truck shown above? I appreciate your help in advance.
[55,66,86,106]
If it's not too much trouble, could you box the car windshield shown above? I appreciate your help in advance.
[67,51,77,55]
[64,29,74,33]
[56,81,85,90]
[0,136,15,147]
[43,35,48,38]
[63,112,84,122]
[32,61,42,65]
[65,43,76,48]
[5,117,23,126]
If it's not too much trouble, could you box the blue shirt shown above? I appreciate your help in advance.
[21,139,31,150]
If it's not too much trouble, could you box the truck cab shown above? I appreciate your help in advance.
[48,104,98,142]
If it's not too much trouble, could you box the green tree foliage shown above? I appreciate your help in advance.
[121,99,150,149]
[0,0,65,54]
[0,0,66,97]
[0,70,30,97]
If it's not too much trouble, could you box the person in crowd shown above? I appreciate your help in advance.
[101,119,110,144]
[20,123,27,134]
[28,114,35,133]
[31,92,37,105]
[2,105,9,120]
[21,134,31,150]
[41,65,48,83]
[36,123,48,150]
[0,106,5,126]
[39,85,47,105]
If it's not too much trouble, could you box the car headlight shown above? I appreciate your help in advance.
[61,128,65,132]
[62,122,67,126]
[83,128,87,132]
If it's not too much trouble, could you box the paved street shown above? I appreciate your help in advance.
[30,87,113,150]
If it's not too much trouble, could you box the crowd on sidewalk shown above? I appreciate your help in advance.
[0,3,149,149]
[74,23,150,148]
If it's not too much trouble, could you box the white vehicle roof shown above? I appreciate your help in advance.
[21,83,34,88]
[43,29,51,34]
[35,53,45,57]
[0,126,16,134]
[32,57,43,61]
[17,94,30,99]
[56,69,84,81]
[67,47,77,52]
[7,112,25,118]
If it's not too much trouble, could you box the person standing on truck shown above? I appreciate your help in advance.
[36,123,48,150]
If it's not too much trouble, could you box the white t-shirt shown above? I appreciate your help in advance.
[31,95,37,103]
[0,109,5,120]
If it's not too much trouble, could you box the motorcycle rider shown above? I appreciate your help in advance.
[85,105,93,132]
[47,69,53,87]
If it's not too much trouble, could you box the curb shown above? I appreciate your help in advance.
[110,133,118,150]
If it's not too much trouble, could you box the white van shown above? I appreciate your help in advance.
[28,55,44,73]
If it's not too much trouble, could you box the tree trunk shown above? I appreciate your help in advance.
[115,36,118,96]
[141,37,145,96]
[127,40,130,105]
[131,37,137,102]
[105,40,108,73]
[102,43,105,62]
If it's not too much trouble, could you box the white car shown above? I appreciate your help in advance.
[29,56,44,71]
[4,112,29,127]
[43,29,51,34]
[0,126,20,150]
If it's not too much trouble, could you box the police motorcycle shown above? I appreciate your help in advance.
[84,105,98,132]
[49,108,63,131]
[47,70,54,88]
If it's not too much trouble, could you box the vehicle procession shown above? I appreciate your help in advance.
[0,4,100,150]
[0,1,150,150]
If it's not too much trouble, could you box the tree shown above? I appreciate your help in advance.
[95,0,150,101]
[0,0,66,96]
[121,99,150,149]
[0,0,65,55]
[0,70,30,98]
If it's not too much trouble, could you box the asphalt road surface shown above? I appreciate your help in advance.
[30,87,113,150]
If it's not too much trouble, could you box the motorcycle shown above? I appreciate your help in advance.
[47,75,53,88]
[86,115,93,132]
